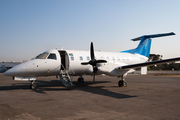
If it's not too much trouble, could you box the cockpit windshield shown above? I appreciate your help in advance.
[35,53,49,59]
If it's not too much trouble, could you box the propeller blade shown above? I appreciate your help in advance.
[82,60,107,65]
[81,62,89,65]
[90,42,95,60]
[96,60,107,63]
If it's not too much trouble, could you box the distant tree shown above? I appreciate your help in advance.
[148,54,180,70]
[148,54,162,61]
[135,54,180,70]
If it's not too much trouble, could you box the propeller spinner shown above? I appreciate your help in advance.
[81,42,107,82]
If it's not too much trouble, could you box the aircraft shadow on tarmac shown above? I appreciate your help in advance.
[0,79,136,99]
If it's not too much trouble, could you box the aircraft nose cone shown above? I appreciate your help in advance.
[4,60,36,76]
[4,67,17,76]
[3,62,29,76]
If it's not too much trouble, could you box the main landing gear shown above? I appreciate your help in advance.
[78,76,84,83]
[118,76,127,87]
[30,80,36,90]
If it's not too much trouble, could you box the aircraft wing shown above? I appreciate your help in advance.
[118,57,180,69]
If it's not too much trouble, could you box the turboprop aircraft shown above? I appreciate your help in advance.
[4,32,180,90]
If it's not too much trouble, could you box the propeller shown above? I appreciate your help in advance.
[81,42,107,82]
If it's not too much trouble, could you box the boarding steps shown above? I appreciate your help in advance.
[60,65,73,87]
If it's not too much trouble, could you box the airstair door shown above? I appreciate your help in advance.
[58,51,69,70]
[58,50,73,87]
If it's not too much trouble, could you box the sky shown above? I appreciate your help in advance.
[0,0,180,61]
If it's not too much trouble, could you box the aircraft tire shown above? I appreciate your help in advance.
[30,84,36,90]
[118,80,123,87]
[78,78,84,83]
[118,80,127,87]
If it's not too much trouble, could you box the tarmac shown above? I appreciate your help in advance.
[0,73,180,120]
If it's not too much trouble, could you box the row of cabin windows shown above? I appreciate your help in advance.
[70,56,90,61]
[70,56,129,61]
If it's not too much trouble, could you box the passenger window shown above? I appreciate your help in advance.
[87,56,90,60]
[80,56,83,61]
[112,57,115,61]
[71,56,74,61]
[48,54,57,60]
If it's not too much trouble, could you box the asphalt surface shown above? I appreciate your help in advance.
[0,73,180,120]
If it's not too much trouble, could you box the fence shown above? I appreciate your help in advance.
[133,70,180,75]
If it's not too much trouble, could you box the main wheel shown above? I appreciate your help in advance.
[118,80,127,87]
[118,80,123,87]
[78,78,84,83]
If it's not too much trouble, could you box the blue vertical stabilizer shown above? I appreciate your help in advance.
[121,32,175,57]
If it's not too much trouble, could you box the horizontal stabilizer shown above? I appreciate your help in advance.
[132,32,175,41]
[118,57,180,69]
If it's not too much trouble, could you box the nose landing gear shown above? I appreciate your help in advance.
[30,81,36,90]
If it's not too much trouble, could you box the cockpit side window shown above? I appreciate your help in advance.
[48,53,57,60]
[36,53,49,59]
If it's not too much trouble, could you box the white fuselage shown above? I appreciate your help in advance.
[4,49,148,77]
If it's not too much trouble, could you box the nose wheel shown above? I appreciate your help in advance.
[30,81,36,90]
